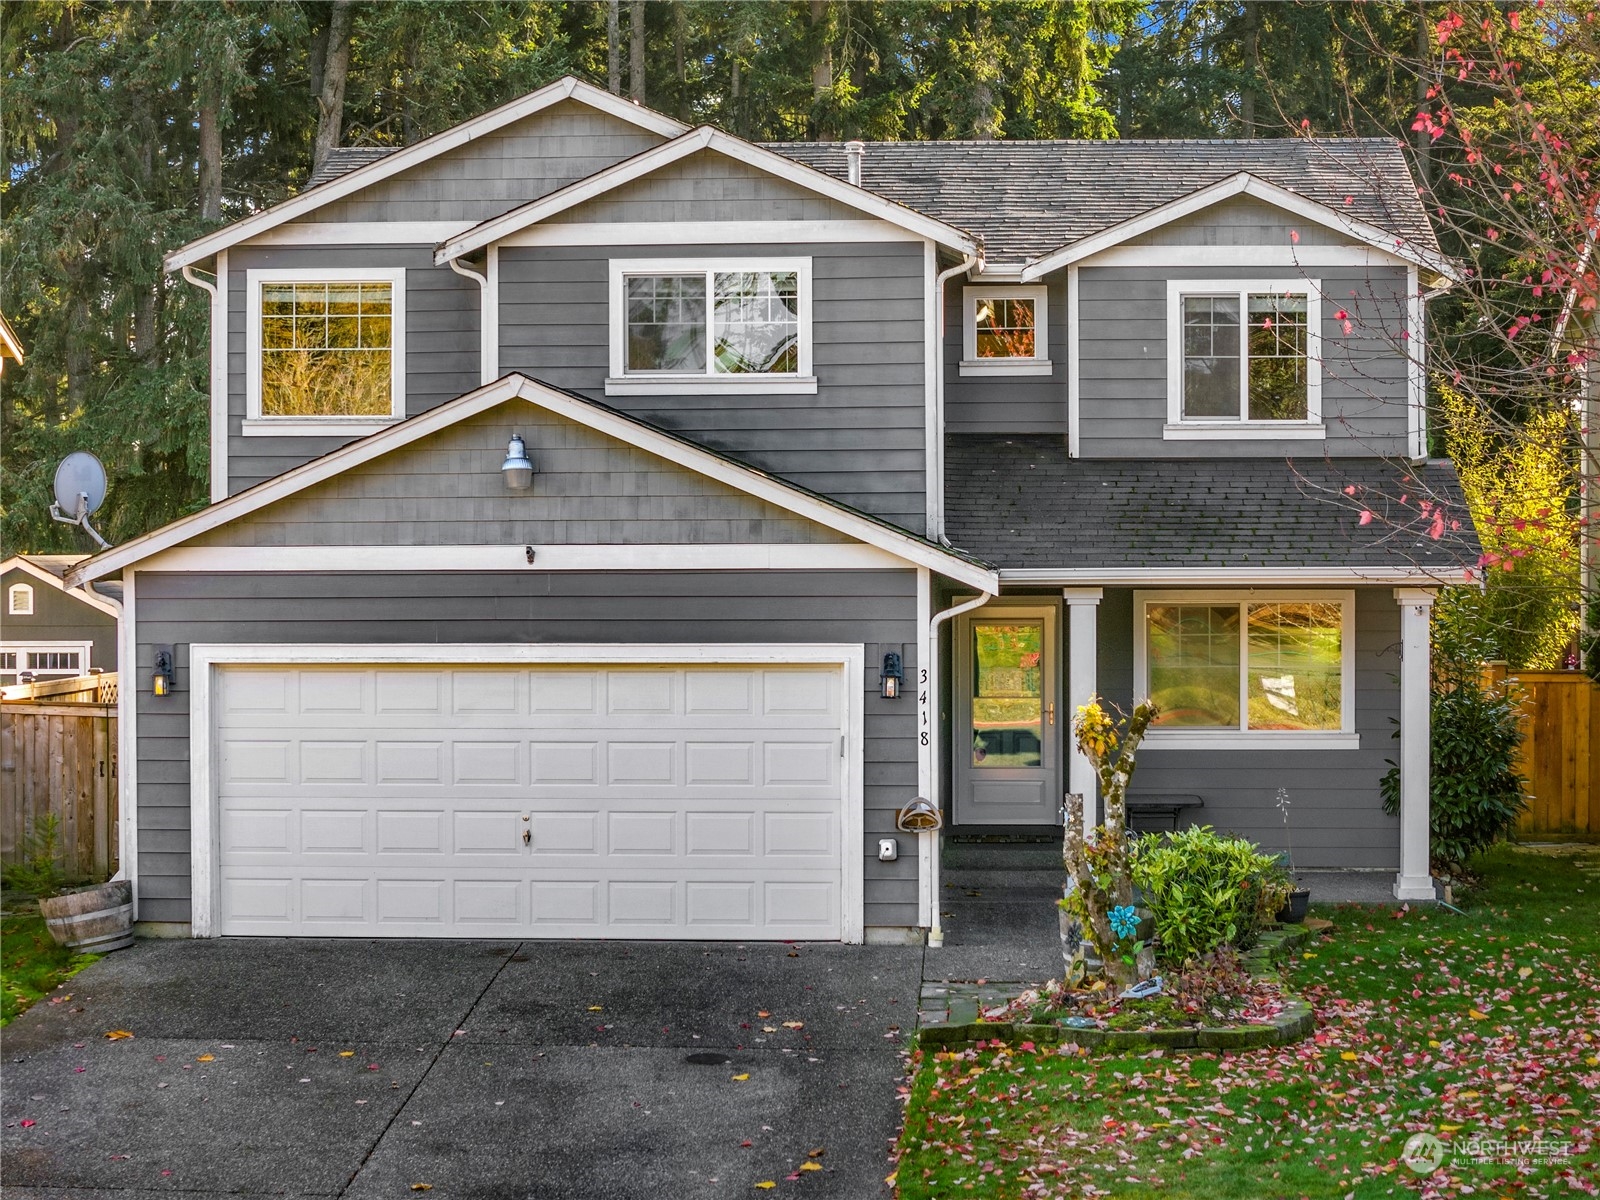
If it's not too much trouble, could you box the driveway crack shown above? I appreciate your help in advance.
[336,942,524,1197]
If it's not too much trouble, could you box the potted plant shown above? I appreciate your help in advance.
[4,815,134,953]
[1274,788,1311,923]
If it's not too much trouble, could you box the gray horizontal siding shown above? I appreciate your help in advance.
[305,100,667,223]
[192,400,850,548]
[226,246,481,493]
[133,569,919,929]
[1077,264,1412,458]
[0,567,118,672]
[499,241,929,534]
[944,276,1068,435]
[1092,586,1402,869]
[1127,195,1351,247]
[546,149,863,223]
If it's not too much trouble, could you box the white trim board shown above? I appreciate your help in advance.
[143,544,910,573]
[502,220,923,247]
[1073,245,1424,270]
[66,373,998,593]
[435,125,979,263]
[185,642,867,943]
[164,77,687,272]
[1020,173,1460,283]
[999,565,1476,586]
[0,556,122,618]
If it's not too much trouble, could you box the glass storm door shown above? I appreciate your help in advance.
[954,606,1061,825]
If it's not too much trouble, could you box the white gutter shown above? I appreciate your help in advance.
[932,252,981,540]
[999,566,1478,587]
[924,587,995,948]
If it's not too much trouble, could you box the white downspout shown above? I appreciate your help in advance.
[447,255,494,386]
[933,252,980,541]
[925,587,995,947]
[181,263,226,502]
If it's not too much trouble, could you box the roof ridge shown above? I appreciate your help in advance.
[763,136,1403,148]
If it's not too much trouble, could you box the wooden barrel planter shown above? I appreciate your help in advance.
[39,879,134,953]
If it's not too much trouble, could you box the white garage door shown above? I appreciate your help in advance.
[213,663,845,939]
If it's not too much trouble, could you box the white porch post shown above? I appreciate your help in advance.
[1394,588,1437,900]
[1064,588,1103,829]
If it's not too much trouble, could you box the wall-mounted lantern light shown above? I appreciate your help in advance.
[880,650,903,699]
[896,796,943,832]
[153,646,176,697]
[501,434,534,491]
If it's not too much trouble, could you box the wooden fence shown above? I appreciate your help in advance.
[0,677,119,880]
[1508,671,1598,839]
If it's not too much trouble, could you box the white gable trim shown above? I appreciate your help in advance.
[65,374,997,592]
[1019,173,1459,283]
[1,556,121,618]
[163,78,686,273]
[435,127,980,264]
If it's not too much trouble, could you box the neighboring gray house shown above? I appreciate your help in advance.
[69,78,1475,942]
[1,555,120,686]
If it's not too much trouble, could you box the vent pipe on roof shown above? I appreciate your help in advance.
[845,140,865,187]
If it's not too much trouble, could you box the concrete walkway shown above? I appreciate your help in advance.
[2,938,921,1199]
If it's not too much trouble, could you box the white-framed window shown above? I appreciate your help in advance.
[1165,279,1322,440]
[244,267,406,436]
[1133,590,1358,750]
[0,642,92,683]
[8,582,34,615]
[606,258,815,395]
[961,285,1050,376]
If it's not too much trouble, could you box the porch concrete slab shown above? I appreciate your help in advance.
[1297,869,1423,905]
[927,883,1063,983]
[0,1035,430,1195]
[0,937,514,1054]
[342,1041,899,1199]
[468,940,922,1049]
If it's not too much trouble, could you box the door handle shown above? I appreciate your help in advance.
[1047,702,1055,726]
[523,828,532,846]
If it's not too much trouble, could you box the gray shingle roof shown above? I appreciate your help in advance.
[305,147,398,189]
[944,436,1477,572]
[766,138,1435,263]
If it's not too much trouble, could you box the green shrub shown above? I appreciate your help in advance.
[1130,827,1291,967]
[0,815,66,898]
[1380,632,1529,875]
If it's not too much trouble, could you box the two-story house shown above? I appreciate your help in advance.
[68,78,1475,943]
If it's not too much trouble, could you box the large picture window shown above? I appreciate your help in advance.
[1165,280,1322,439]
[1134,591,1356,748]
[608,259,813,394]
[246,268,406,434]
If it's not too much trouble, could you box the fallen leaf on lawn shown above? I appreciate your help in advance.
[782,1021,803,1030]
[732,1073,750,1081]
[1340,1051,1358,1061]
[800,1161,822,1172]
[196,1054,215,1062]
[885,1174,897,1186]
[105,1030,134,1040]
[1517,966,1532,978]
[1439,1123,1462,1132]
[1468,1008,1489,1019]
[339,1050,355,1057]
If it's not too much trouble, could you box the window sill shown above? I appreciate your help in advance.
[604,376,818,396]
[242,418,402,438]
[1163,422,1326,441]
[1143,732,1360,751]
[959,359,1054,377]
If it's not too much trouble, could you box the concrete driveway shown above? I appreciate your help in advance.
[2,937,922,1198]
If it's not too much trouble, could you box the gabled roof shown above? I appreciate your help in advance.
[769,136,1439,266]
[66,375,998,592]
[435,126,981,263]
[944,436,1478,582]
[305,147,397,189]
[163,78,687,272]
[1,555,121,616]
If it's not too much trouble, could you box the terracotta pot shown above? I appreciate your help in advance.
[39,879,134,953]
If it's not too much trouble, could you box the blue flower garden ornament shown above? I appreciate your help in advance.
[1109,904,1139,940]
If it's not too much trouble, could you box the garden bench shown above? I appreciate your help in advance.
[1125,794,1205,831]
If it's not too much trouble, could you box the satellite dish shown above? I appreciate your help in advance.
[53,451,107,516]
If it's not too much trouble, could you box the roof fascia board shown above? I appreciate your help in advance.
[3,555,121,616]
[998,565,1476,586]
[163,77,687,273]
[67,374,996,592]
[436,127,980,264]
[1020,173,1459,282]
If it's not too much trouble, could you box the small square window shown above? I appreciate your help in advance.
[961,286,1050,375]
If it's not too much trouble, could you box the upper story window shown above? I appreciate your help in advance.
[961,286,1050,376]
[1134,590,1357,750]
[0,643,90,683]
[8,583,34,615]
[607,259,815,396]
[245,268,406,436]
[1165,280,1322,440]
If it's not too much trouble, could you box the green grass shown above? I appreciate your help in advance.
[1,908,99,1026]
[894,845,1600,1198]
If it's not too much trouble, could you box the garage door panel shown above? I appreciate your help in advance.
[215,664,845,939]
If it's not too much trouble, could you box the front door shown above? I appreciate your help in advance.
[953,605,1061,825]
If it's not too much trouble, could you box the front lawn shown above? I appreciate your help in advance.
[1,908,98,1026]
[895,845,1600,1198]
